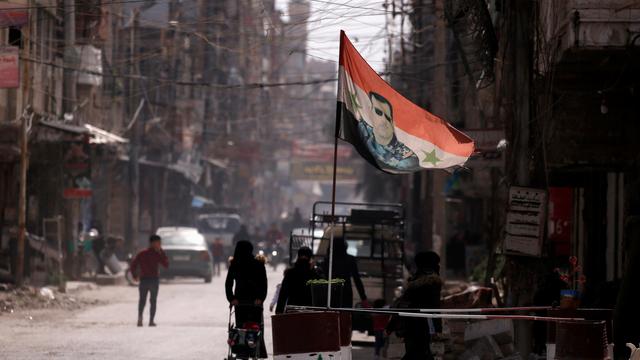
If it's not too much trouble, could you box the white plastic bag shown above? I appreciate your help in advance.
[628,343,640,360]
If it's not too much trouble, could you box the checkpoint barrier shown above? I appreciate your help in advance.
[272,311,352,359]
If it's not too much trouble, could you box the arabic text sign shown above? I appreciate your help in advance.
[504,186,547,257]
[0,47,19,88]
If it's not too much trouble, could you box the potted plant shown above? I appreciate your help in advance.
[307,278,345,308]
[556,256,587,309]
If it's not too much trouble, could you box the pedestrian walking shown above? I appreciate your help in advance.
[372,298,391,359]
[91,229,106,274]
[322,239,368,308]
[225,240,268,358]
[269,282,281,312]
[233,225,251,246]
[388,251,442,360]
[130,234,169,327]
[275,246,320,314]
[211,238,224,276]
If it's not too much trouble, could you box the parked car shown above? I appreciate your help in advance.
[156,227,213,283]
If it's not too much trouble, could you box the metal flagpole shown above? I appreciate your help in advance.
[327,93,340,309]
[328,32,346,308]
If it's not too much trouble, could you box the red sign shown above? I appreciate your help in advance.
[0,46,19,88]
[0,3,29,27]
[548,187,573,256]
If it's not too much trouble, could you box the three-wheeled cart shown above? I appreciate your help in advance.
[289,201,406,331]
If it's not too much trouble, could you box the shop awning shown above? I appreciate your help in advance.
[38,120,128,144]
[203,157,228,169]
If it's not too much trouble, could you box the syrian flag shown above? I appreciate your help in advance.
[336,31,474,174]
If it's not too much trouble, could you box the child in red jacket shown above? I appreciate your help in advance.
[372,298,391,358]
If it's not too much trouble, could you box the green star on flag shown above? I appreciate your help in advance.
[422,149,441,166]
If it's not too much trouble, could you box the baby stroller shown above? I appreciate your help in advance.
[227,304,264,360]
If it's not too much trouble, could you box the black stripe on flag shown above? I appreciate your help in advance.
[336,100,387,173]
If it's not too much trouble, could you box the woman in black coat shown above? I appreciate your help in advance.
[225,241,268,358]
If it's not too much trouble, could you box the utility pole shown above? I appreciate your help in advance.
[16,115,30,287]
[510,0,534,356]
[63,0,76,114]
[514,1,532,188]
[126,10,140,252]
[15,4,32,287]
[62,0,76,280]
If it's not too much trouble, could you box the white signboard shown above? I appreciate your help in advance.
[504,186,547,257]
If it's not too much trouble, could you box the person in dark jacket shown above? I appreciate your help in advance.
[233,225,251,246]
[225,241,268,358]
[91,229,106,274]
[396,251,442,360]
[323,239,368,308]
[130,234,169,327]
[275,246,320,314]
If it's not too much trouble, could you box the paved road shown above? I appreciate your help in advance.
[0,266,375,359]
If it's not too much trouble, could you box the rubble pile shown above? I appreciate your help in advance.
[459,319,520,360]
[0,284,100,315]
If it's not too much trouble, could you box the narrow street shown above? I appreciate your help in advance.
[0,266,373,359]
[2,274,246,359]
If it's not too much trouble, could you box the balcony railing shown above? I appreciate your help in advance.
[568,0,640,48]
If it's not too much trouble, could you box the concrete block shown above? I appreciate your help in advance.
[94,274,126,286]
[274,351,340,359]
[464,319,514,344]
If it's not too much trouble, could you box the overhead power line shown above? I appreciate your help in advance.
[0,0,167,11]
[19,56,338,89]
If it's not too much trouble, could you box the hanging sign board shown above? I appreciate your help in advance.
[504,186,547,257]
[62,141,92,198]
[0,46,19,88]
[0,2,29,28]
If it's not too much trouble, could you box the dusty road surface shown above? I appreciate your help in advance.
[0,266,375,359]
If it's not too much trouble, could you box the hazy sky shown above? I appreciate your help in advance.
[275,0,389,72]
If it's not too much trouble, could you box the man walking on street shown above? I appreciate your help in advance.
[131,235,169,327]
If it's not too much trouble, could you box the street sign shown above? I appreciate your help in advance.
[504,186,547,257]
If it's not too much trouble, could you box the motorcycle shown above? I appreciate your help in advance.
[268,243,288,271]
[256,241,288,271]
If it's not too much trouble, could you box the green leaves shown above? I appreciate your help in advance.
[306,278,346,286]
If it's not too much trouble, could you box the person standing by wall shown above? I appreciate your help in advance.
[130,234,169,327]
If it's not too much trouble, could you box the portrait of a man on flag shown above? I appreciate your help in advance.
[337,30,474,174]
[354,91,419,171]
